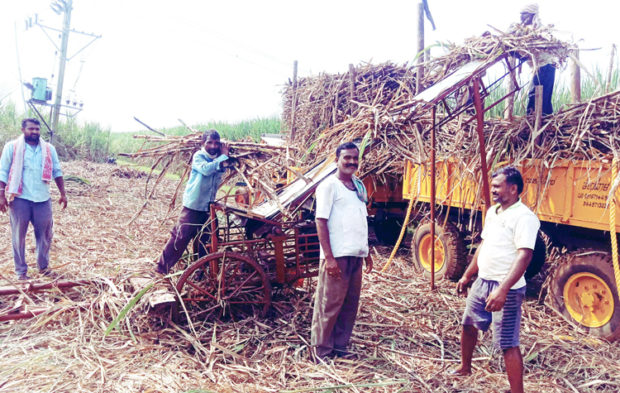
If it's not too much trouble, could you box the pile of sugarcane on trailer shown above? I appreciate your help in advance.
[280,25,617,175]
[122,25,619,225]
[277,27,620,229]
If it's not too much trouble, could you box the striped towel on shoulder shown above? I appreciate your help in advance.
[352,175,368,204]
[5,135,53,202]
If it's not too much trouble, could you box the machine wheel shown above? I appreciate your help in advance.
[411,220,467,281]
[374,217,404,245]
[176,251,272,321]
[525,231,548,280]
[550,249,620,341]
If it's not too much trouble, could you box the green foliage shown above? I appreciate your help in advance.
[64,175,91,185]
[108,117,282,156]
[359,129,372,160]
[0,107,112,162]
[484,67,620,119]
[104,282,154,336]
[55,119,112,162]
[0,102,21,146]
[0,102,281,162]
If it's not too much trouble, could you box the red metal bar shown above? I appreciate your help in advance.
[273,235,286,283]
[472,78,492,213]
[0,305,83,322]
[202,238,270,248]
[0,308,49,322]
[210,204,218,253]
[294,227,301,277]
[0,279,90,296]
[430,106,436,291]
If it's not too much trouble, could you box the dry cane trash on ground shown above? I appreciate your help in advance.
[0,160,618,393]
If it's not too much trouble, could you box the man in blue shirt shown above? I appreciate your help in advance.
[0,118,67,280]
[156,130,229,275]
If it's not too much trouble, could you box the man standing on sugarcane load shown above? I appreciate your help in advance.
[155,130,229,275]
[311,141,373,361]
[451,167,540,393]
[512,3,556,116]
[0,118,67,281]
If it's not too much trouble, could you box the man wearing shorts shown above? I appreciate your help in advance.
[453,166,540,393]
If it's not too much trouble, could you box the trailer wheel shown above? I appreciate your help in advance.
[411,220,467,281]
[525,231,549,279]
[176,251,271,321]
[550,249,620,341]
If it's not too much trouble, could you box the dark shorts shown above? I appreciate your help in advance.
[462,278,526,349]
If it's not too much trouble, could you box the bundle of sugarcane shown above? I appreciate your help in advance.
[121,132,297,221]
[279,86,620,220]
[124,28,586,221]
[282,26,575,154]
[426,25,573,80]
[302,88,619,168]
[281,62,418,146]
[278,26,593,191]
[123,132,291,160]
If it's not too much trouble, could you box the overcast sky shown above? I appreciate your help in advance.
[0,0,618,133]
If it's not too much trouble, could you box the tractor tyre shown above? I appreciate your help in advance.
[411,220,467,281]
[525,231,549,280]
[549,249,620,341]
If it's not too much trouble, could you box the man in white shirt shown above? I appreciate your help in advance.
[311,141,373,361]
[453,166,540,393]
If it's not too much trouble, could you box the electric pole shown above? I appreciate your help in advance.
[23,0,100,141]
[50,0,72,143]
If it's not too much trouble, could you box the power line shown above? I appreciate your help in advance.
[0,85,20,104]
[170,15,291,73]
[14,22,27,113]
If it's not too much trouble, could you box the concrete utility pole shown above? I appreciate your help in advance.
[570,50,581,103]
[289,60,298,141]
[50,0,72,143]
[415,1,425,94]
[415,0,436,94]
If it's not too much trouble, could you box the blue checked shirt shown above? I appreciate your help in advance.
[0,141,63,202]
[182,149,228,211]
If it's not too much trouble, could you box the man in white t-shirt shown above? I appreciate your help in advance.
[311,141,373,361]
[452,166,540,393]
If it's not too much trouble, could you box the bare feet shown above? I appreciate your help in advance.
[449,367,472,376]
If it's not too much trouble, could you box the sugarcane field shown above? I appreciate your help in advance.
[1,1,620,393]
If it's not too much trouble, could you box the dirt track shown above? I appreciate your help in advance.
[0,161,618,393]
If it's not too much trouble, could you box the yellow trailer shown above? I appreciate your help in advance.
[402,158,620,341]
